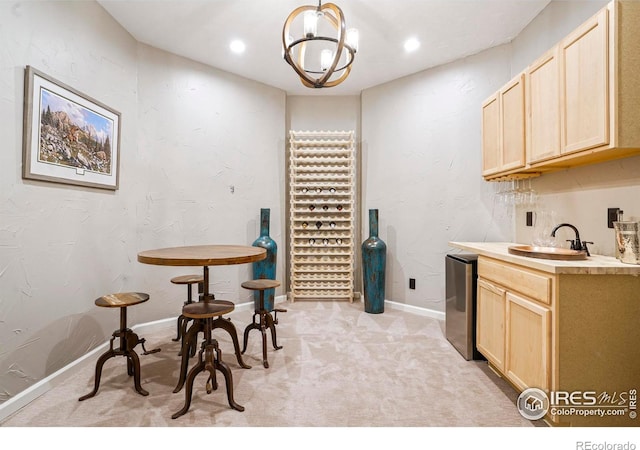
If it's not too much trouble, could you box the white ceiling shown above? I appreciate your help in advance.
[97,0,551,96]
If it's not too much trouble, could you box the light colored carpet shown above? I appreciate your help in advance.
[0,300,535,427]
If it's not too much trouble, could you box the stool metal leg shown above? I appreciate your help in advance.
[212,316,251,369]
[242,290,285,369]
[174,319,203,393]
[79,306,152,400]
[78,339,117,401]
[172,318,244,419]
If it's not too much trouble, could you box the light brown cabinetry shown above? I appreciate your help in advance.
[505,292,551,392]
[473,253,640,426]
[476,278,505,371]
[560,7,610,155]
[481,95,500,176]
[526,48,560,164]
[483,0,640,180]
[481,74,526,177]
[477,258,552,393]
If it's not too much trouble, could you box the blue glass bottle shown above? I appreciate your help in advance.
[362,209,386,314]
[252,208,277,311]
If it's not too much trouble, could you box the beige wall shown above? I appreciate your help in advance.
[361,45,514,312]
[0,1,285,404]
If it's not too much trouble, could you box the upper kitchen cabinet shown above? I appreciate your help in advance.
[483,0,640,180]
[560,7,609,155]
[481,73,526,177]
[526,48,560,164]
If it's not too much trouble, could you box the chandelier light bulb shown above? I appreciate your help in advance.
[346,28,359,52]
[303,10,318,38]
[321,49,333,71]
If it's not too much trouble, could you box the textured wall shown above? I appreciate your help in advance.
[0,0,139,403]
[361,46,514,312]
[0,1,285,403]
[134,45,286,320]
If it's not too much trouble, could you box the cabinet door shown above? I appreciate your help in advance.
[505,292,551,392]
[500,74,526,171]
[477,278,506,371]
[560,7,609,154]
[481,94,500,176]
[527,48,560,164]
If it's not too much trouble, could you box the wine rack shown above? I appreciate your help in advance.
[288,130,355,302]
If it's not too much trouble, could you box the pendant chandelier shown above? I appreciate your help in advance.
[282,1,359,88]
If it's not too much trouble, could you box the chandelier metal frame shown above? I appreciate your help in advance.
[282,1,357,88]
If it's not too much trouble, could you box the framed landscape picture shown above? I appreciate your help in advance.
[22,66,121,190]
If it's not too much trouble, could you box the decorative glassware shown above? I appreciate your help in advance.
[252,208,277,311]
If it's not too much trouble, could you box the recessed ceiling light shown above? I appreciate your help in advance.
[404,37,420,53]
[230,40,246,54]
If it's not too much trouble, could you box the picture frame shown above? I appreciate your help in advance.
[22,66,121,190]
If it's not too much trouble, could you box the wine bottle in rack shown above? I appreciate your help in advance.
[309,204,315,211]
[316,221,323,229]
[336,204,343,211]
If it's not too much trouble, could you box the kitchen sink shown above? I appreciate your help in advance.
[507,245,588,261]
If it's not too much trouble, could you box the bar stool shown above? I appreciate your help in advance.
[241,279,286,368]
[79,292,160,401]
[170,274,203,343]
[174,299,249,392]
[172,300,245,419]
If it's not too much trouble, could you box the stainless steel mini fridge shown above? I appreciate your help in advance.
[445,253,484,360]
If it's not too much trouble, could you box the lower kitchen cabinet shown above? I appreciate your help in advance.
[505,292,551,393]
[471,252,640,427]
[477,278,506,372]
[477,277,551,393]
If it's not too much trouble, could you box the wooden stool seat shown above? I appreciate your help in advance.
[182,300,234,319]
[95,292,149,308]
[170,274,204,343]
[171,274,204,285]
[172,300,244,419]
[241,279,281,291]
[79,292,159,402]
[241,279,285,369]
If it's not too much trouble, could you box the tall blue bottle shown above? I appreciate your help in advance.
[252,208,277,312]
[362,209,386,314]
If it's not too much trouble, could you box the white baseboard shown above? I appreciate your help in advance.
[0,295,443,422]
[384,299,445,321]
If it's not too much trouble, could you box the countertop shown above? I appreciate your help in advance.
[448,242,640,275]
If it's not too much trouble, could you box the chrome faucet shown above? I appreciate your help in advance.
[550,223,593,256]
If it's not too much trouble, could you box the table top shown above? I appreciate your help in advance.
[137,244,266,267]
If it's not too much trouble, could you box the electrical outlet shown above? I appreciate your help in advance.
[608,208,621,228]
[409,278,416,290]
[526,211,533,227]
